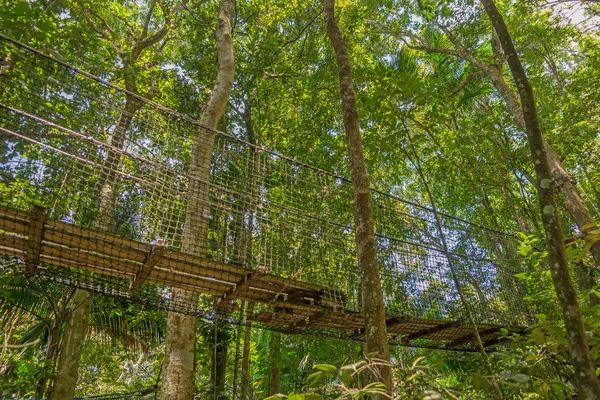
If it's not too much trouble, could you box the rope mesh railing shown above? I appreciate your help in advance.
[0,35,533,350]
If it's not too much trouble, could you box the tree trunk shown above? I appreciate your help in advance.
[231,96,260,400]
[36,288,70,398]
[493,67,600,284]
[95,97,142,231]
[323,0,392,392]
[240,303,254,400]
[547,146,599,291]
[211,323,229,399]
[48,289,93,400]
[160,0,235,399]
[480,1,600,398]
[267,331,281,396]
[49,96,140,400]
[437,24,600,284]
[231,303,245,400]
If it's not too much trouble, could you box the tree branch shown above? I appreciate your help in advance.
[449,71,484,95]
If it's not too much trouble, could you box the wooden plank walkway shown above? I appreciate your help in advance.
[0,204,522,349]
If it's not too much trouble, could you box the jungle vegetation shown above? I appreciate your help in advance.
[2,0,600,399]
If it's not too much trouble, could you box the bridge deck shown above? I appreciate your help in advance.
[0,204,523,349]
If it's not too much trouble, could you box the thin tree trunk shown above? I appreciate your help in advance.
[435,24,600,285]
[230,95,261,400]
[239,99,259,400]
[231,302,245,400]
[480,2,600,398]
[49,96,140,400]
[211,323,229,399]
[267,331,281,396]
[404,138,504,399]
[36,288,70,398]
[160,1,234,398]
[48,289,93,400]
[323,0,392,392]
[240,303,254,400]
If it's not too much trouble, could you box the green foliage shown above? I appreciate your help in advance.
[266,359,388,399]
[3,0,600,398]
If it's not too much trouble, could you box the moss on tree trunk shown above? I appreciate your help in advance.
[322,0,392,392]
[480,1,600,398]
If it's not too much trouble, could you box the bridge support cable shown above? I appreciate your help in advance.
[403,132,504,399]
[0,34,532,351]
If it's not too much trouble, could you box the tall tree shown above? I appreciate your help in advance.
[395,14,600,289]
[267,331,281,396]
[322,0,392,392]
[480,0,600,398]
[239,304,254,400]
[49,2,182,397]
[49,290,93,399]
[160,0,235,398]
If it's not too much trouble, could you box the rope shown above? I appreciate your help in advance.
[0,33,532,346]
[0,32,517,238]
[402,131,505,400]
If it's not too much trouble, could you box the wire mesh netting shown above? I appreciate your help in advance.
[0,35,533,350]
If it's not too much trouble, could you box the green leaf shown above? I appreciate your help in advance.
[510,374,530,383]
[471,372,489,390]
[306,371,326,386]
[313,363,337,374]
[514,272,530,280]
[535,313,547,321]
[340,368,353,386]
[340,360,367,371]
[303,394,323,400]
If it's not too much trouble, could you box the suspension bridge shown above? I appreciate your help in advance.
[0,35,532,350]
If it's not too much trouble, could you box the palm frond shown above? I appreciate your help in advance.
[392,48,419,75]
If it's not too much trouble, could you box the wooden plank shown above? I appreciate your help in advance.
[0,245,24,258]
[24,206,46,275]
[46,218,152,254]
[0,204,30,222]
[150,266,235,296]
[447,327,500,348]
[386,316,412,329]
[158,254,322,298]
[402,320,461,343]
[283,287,322,305]
[38,253,134,281]
[44,224,148,263]
[41,241,140,276]
[0,231,26,252]
[164,250,252,276]
[163,254,250,284]
[217,269,266,303]
[158,253,249,285]
[254,310,362,332]
[261,273,333,294]
[0,205,151,254]
[144,273,225,297]
[166,245,327,292]
[132,239,168,292]
[0,213,29,236]
[293,310,332,329]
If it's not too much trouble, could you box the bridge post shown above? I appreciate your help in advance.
[132,238,168,292]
